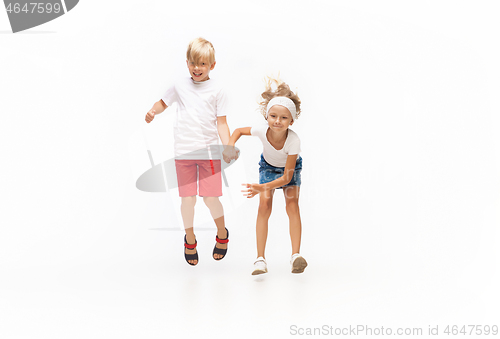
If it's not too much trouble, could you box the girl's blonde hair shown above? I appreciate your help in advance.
[258,77,301,120]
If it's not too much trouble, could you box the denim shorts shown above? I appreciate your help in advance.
[258,154,302,189]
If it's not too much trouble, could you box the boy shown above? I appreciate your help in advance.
[145,37,229,266]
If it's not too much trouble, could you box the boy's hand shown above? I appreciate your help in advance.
[145,109,156,123]
[222,145,240,163]
[241,183,263,198]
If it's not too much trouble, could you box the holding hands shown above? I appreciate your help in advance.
[222,145,240,163]
[223,127,250,163]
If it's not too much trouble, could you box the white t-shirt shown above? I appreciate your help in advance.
[162,77,227,159]
[250,124,301,167]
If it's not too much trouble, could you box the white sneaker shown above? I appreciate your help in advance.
[252,257,268,275]
[290,253,307,273]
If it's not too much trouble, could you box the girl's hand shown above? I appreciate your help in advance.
[242,183,264,198]
[145,109,156,123]
[222,146,239,163]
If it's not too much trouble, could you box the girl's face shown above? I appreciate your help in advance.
[267,105,294,132]
[187,59,215,82]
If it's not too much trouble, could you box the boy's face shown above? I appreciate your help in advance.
[187,59,215,82]
[267,105,294,132]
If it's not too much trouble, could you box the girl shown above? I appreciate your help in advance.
[223,77,307,275]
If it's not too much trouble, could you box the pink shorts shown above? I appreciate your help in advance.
[175,159,222,197]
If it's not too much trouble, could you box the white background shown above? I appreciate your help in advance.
[1,1,499,338]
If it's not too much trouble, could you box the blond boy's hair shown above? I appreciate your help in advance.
[186,37,215,65]
[259,76,301,120]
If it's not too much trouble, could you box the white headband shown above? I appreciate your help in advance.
[266,97,297,121]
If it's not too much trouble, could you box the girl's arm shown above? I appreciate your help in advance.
[228,127,251,146]
[242,154,298,198]
[222,127,251,163]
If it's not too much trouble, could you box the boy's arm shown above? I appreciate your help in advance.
[242,154,298,198]
[145,100,168,123]
[217,116,230,145]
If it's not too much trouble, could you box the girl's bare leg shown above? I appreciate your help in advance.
[256,189,274,258]
[284,186,301,255]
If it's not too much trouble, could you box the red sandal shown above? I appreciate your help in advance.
[184,235,198,266]
[212,228,229,260]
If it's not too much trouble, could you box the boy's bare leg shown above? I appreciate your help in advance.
[182,196,197,265]
[256,189,274,258]
[284,186,301,255]
[203,197,227,259]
